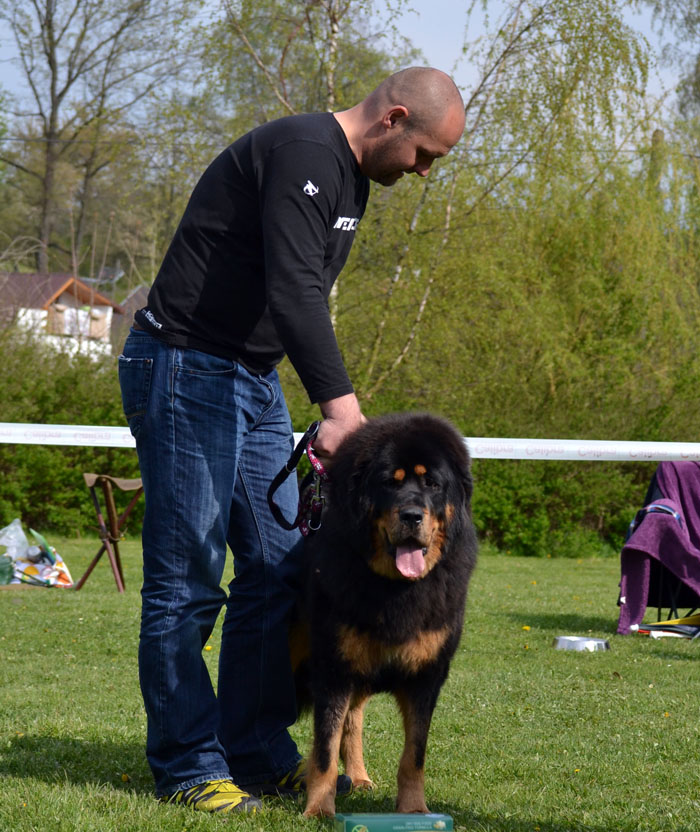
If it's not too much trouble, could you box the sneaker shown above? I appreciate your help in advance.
[159,778,262,813]
[247,759,353,797]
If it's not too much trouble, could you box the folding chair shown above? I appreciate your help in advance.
[647,558,700,622]
[74,473,143,592]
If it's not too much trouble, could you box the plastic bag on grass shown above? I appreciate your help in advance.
[0,518,34,561]
[0,518,73,587]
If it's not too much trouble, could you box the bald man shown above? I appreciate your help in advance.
[119,67,465,816]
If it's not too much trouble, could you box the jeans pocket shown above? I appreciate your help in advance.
[174,349,237,376]
[118,355,153,437]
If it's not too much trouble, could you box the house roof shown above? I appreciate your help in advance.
[0,273,125,313]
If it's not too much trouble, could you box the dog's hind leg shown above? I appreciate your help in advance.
[340,692,375,790]
[304,691,351,818]
[394,688,437,813]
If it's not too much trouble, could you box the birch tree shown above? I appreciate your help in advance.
[343,0,650,401]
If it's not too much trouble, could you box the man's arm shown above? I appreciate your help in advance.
[259,137,367,455]
[261,139,354,403]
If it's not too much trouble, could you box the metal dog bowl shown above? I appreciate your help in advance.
[553,636,610,652]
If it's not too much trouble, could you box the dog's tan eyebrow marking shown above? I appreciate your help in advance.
[393,468,406,482]
[414,464,427,476]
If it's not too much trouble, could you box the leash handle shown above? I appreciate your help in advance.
[286,421,320,473]
[267,421,321,531]
[306,441,329,481]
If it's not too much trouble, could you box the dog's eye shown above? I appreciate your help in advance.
[424,476,441,490]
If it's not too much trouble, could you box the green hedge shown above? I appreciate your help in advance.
[0,332,141,537]
[469,458,654,558]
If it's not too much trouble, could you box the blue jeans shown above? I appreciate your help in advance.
[118,329,303,796]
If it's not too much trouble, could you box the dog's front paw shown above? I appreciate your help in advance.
[351,777,374,791]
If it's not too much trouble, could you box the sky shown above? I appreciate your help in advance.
[0,1,679,106]
[387,0,676,101]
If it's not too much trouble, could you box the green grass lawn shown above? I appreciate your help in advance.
[2,539,700,831]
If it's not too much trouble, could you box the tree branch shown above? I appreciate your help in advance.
[222,0,297,115]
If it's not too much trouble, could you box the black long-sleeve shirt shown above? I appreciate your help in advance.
[136,112,369,403]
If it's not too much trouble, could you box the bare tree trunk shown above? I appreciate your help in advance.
[37,141,57,272]
[324,0,341,112]
[36,0,60,272]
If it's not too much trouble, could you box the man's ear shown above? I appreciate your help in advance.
[384,105,409,129]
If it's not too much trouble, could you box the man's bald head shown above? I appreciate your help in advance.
[365,67,465,139]
[334,67,465,186]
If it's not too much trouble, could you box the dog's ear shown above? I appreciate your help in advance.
[345,454,377,520]
[459,464,473,506]
[444,430,472,508]
[327,437,374,519]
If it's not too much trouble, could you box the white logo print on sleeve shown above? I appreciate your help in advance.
[143,308,163,329]
[303,180,319,196]
[333,216,359,231]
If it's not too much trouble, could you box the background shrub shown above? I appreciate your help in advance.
[470,459,654,557]
[0,330,140,536]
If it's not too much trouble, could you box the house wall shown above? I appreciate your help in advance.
[16,305,114,358]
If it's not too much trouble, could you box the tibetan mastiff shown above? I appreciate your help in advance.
[291,412,478,818]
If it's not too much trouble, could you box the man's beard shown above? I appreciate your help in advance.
[364,134,409,186]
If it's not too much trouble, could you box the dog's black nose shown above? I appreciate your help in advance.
[399,507,423,527]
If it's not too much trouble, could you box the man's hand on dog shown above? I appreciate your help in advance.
[315,393,367,464]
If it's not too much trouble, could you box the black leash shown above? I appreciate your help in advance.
[267,421,329,535]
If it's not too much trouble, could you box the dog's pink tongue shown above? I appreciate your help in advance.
[396,544,425,578]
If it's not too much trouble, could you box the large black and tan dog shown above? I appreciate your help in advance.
[292,412,478,818]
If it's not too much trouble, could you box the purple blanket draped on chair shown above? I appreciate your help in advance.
[617,460,700,634]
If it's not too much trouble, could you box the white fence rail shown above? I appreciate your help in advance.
[1,422,700,461]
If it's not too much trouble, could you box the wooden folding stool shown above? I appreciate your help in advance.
[74,473,143,592]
